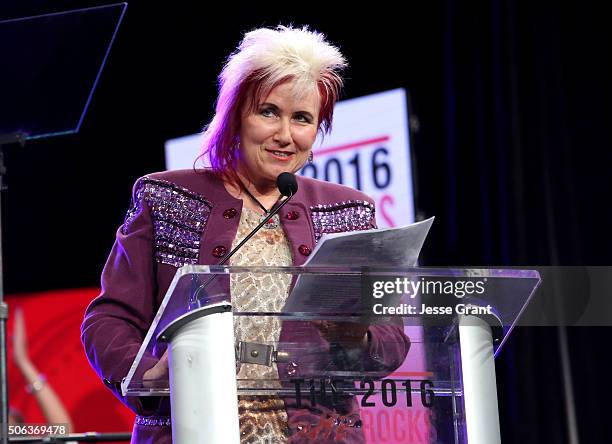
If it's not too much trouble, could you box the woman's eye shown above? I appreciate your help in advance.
[294,114,312,123]
[261,108,276,117]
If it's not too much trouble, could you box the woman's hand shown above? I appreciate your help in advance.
[313,321,369,349]
[143,350,169,386]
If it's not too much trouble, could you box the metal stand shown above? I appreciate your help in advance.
[0,133,26,444]
[0,5,126,440]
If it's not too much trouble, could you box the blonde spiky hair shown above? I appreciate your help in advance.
[200,25,347,178]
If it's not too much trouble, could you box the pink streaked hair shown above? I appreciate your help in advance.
[200,25,347,182]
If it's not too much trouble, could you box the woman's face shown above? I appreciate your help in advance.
[238,81,320,188]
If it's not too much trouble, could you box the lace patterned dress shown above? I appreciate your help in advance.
[231,207,293,443]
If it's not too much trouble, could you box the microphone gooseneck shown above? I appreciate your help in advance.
[190,173,299,306]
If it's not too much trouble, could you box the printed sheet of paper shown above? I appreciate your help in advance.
[283,217,434,313]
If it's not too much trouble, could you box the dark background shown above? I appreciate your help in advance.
[2,1,611,442]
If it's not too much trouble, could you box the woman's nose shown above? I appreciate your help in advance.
[273,119,292,146]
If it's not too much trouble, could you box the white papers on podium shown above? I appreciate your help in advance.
[304,217,434,267]
[283,217,434,313]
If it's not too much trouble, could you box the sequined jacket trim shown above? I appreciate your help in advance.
[122,178,212,268]
[310,200,376,242]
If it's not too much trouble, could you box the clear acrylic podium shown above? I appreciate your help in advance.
[122,266,540,444]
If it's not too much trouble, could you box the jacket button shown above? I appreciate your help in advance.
[223,208,237,219]
[298,244,311,256]
[286,210,300,220]
[212,245,227,258]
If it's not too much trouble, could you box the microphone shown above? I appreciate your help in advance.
[190,173,298,306]
[277,172,298,197]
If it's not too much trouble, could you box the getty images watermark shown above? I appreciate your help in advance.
[370,277,493,316]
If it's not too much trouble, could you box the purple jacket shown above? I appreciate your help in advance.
[81,169,410,443]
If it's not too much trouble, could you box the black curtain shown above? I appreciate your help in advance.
[413,1,612,442]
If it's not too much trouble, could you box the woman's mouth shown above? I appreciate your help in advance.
[266,149,294,161]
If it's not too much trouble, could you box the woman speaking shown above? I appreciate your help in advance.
[82,25,409,443]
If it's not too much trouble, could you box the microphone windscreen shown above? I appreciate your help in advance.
[277,172,298,196]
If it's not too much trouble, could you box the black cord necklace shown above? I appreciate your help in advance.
[240,183,281,229]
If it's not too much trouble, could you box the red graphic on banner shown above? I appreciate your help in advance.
[6,289,134,438]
